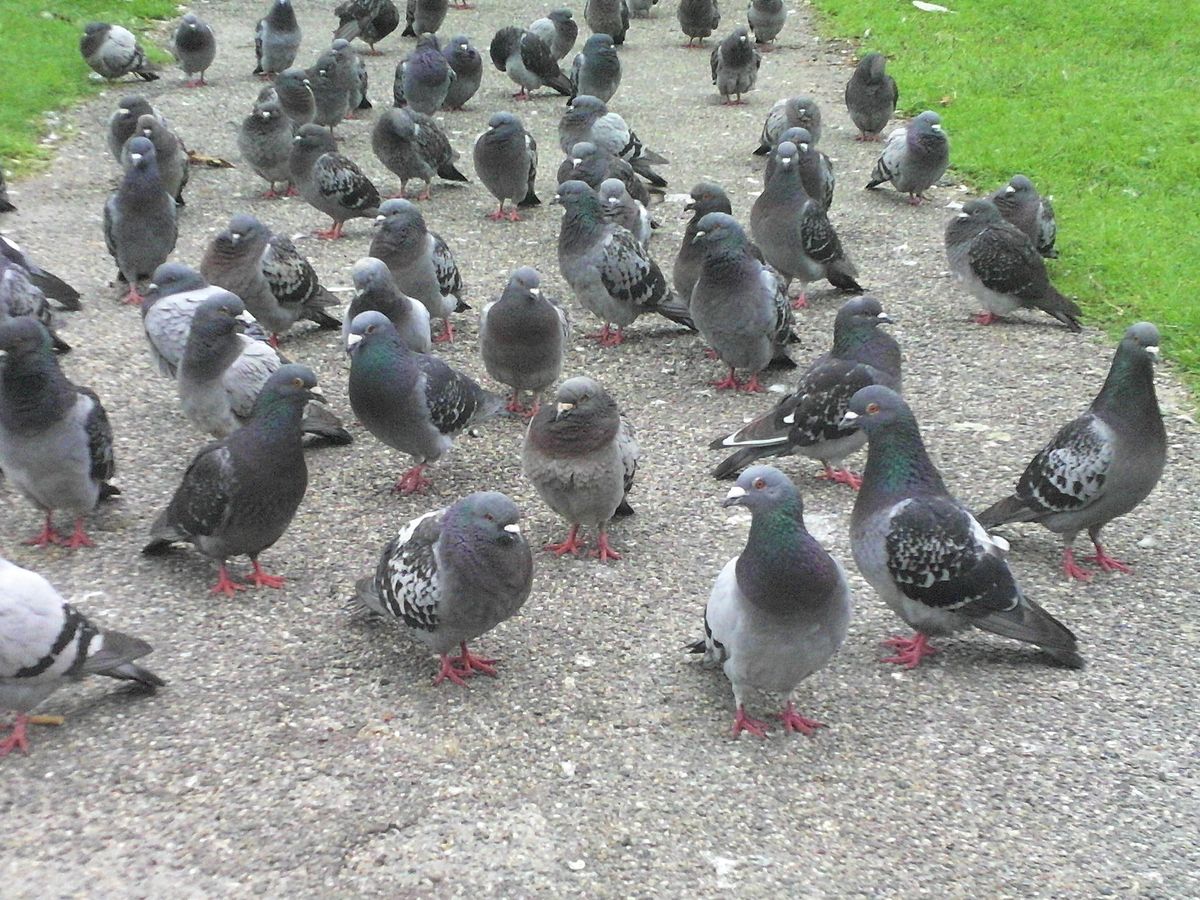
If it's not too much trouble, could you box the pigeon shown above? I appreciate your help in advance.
[555,180,693,346]
[489,27,574,99]
[762,127,834,211]
[306,51,351,132]
[369,199,466,343]
[988,174,1058,259]
[172,13,216,87]
[747,0,786,49]
[200,214,342,342]
[254,0,302,77]
[866,111,950,204]
[272,67,316,128]
[103,137,178,306]
[372,108,468,201]
[106,96,159,162]
[352,491,533,686]
[0,558,164,757]
[710,296,901,485]
[0,319,117,549]
[80,23,158,81]
[473,112,540,221]
[845,52,897,142]
[120,112,189,207]
[331,39,371,115]
[522,376,639,561]
[479,266,571,416]
[629,0,659,17]
[710,26,761,104]
[978,323,1165,581]
[398,33,455,115]
[584,0,630,47]
[843,385,1084,669]
[347,312,502,494]
[344,257,432,352]
[559,96,669,189]
[690,212,794,392]
[571,33,622,103]
[558,142,651,207]
[144,365,318,596]
[0,257,73,354]
[528,9,578,61]
[334,0,400,53]
[0,236,81,312]
[239,98,296,198]
[402,0,448,37]
[944,199,1082,331]
[176,294,256,439]
[673,181,735,302]
[441,35,482,109]
[751,141,862,307]
[598,178,654,248]
[0,167,13,213]
[754,95,822,155]
[689,466,851,738]
[678,0,721,47]
[289,124,382,239]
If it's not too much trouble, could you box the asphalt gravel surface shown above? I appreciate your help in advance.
[2,1,1198,896]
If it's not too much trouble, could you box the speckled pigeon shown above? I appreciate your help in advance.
[289,124,382,239]
[866,111,949,204]
[845,52,897,142]
[598,178,655,248]
[754,95,822,154]
[711,27,761,104]
[473,112,540,221]
[762,127,834,211]
[103,137,178,305]
[987,174,1058,259]
[254,0,301,76]
[372,108,467,201]
[558,96,668,189]
[402,0,448,38]
[172,13,216,87]
[80,23,158,81]
[0,257,73,354]
[0,236,81,312]
[571,33,621,103]
[334,0,400,54]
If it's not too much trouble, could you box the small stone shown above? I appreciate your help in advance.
[567,859,586,872]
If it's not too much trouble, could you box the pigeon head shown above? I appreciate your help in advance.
[691,212,746,250]
[788,96,817,126]
[722,465,802,514]
[124,137,158,170]
[958,198,1005,226]
[219,214,270,252]
[778,127,813,153]
[255,99,285,123]
[733,26,751,42]
[276,68,311,91]
[836,296,893,330]
[447,491,527,551]
[257,364,319,412]
[293,123,336,154]
[380,108,417,141]
[566,94,607,121]
[860,52,887,82]
[584,33,615,50]
[0,318,53,364]
[507,266,541,295]
[774,141,798,169]
[113,96,153,130]
[183,13,200,28]
[597,178,629,208]
[484,112,522,137]
[374,198,426,237]
[531,376,621,452]
[331,38,352,53]
[685,182,732,216]
[840,385,909,432]
[448,35,477,59]
[191,293,247,335]
[136,113,164,141]
[549,8,574,23]
[268,0,298,27]
[1006,174,1036,197]
[346,310,401,357]
[913,110,944,134]
[553,179,601,212]
[350,257,395,293]
[146,263,207,300]
[1121,322,1160,358]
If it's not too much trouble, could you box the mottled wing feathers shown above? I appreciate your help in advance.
[165,445,236,538]
[1014,414,1113,515]
[314,153,381,213]
[375,509,442,631]
[967,223,1049,300]
[417,356,493,435]
[78,388,116,486]
[785,360,880,446]
[597,228,668,310]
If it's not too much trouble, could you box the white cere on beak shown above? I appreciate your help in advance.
[503,523,521,535]
[841,410,860,421]
[1146,345,1161,356]
[725,485,747,500]
[1004,185,1016,193]
[129,153,143,163]
[529,287,541,297]
[346,333,363,348]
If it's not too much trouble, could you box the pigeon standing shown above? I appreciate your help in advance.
[143,365,318,596]
[289,124,382,239]
[710,26,761,104]
[473,112,540,221]
[441,35,482,109]
[402,0,449,37]
[585,0,630,46]
[762,126,834,211]
[0,257,73,354]
[559,96,669,191]
[866,111,950,204]
[0,236,82,312]
[479,266,570,416]
[0,319,117,549]
[598,178,654,248]
[176,295,256,439]
[254,0,302,77]
[344,257,431,352]
[678,0,721,47]
[978,323,1165,581]
[239,98,296,198]
[398,33,455,115]
[103,137,178,305]
[690,466,851,738]
[331,39,372,115]
[754,95,822,155]
[628,0,659,17]
[710,296,901,485]
[121,112,189,207]
[352,492,533,686]
[0,558,164,757]
[944,199,1082,330]
[334,0,401,54]
[347,312,502,494]
[372,108,468,201]
[844,52,897,142]
[488,27,574,99]
[571,33,622,103]
[988,174,1058,259]
[523,376,639,561]
[558,142,652,206]
[172,13,216,87]
[80,23,158,81]
[747,0,786,49]
[843,385,1084,669]
[673,181,735,302]
[272,67,316,127]
[306,51,351,132]
[107,96,159,161]
[528,9,579,61]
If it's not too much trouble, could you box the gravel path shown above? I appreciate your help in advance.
[2,2,1198,896]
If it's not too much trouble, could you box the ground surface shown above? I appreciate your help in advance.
[1,1,1198,896]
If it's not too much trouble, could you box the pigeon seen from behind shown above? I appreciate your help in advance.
[488,27,575,100]
[844,52,897,142]
[255,0,302,76]
[371,107,468,201]
[747,0,786,49]
[584,0,630,46]
[80,23,159,81]
[441,35,482,109]
[987,174,1058,259]
[472,112,540,221]
[678,0,721,47]
[710,26,761,105]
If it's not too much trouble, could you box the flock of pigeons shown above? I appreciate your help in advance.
[0,0,1169,751]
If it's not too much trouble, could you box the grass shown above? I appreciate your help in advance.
[0,1,176,170]
[812,0,1200,390]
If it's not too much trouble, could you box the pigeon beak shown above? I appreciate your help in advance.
[1146,345,1161,358]
[798,142,809,153]
[308,388,328,404]
[684,201,696,211]
[303,79,311,86]
[739,35,747,42]
[555,400,575,417]
[877,312,894,324]
[529,287,541,297]
[130,153,143,163]
[0,350,7,362]
[346,333,363,350]
[1004,185,1016,194]
[571,158,583,166]
[932,125,943,133]
[230,233,241,245]
[147,282,159,292]
[779,156,793,167]
[503,523,521,535]
[261,111,271,119]
[721,485,747,508]
[293,134,302,143]
[956,212,969,219]
[691,230,706,244]
[839,410,861,428]
[374,214,385,224]
[118,107,130,115]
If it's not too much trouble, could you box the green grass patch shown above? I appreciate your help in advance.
[0,1,176,171]
[812,1,1200,389]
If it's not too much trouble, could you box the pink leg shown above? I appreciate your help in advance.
[247,559,286,589]
[267,334,281,349]
[739,374,765,393]
[432,653,471,687]
[907,194,925,206]
[262,187,282,199]
[505,209,522,222]
[704,347,720,359]
[22,513,63,548]
[881,632,939,668]
[416,185,432,201]
[313,221,344,240]
[0,714,31,757]
[731,705,769,738]
[392,465,431,495]
[591,530,622,562]
[819,465,863,490]
[432,319,455,343]
[211,564,247,597]
[777,701,825,736]
[1061,547,1093,581]
[972,311,999,326]
[59,518,95,550]
[123,287,145,306]
[486,202,509,221]
[1084,542,1133,574]
[587,324,624,347]
[285,185,299,197]
[710,367,741,391]
[511,89,530,101]
[791,291,808,310]
[455,642,498,677]
[544,524,585,557]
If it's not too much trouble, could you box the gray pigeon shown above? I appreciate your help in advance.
[80,23,158,81]
[334,0,400,54]
[254,0,301,76]
[584,0,630,46]
[751,140,862,307]
[331,39,371,116]
[598,178,654,248]
[0,257,73,354]
[344,257,432,352]
[843,385,1084,669]
[272,67,316,128]
[0,235,82,312]
[522,376,639,561]
[479,266,571,416]
[398,33,454,115]
[473,112,540,221]
[628,0,659,17]
[369,199,466,342]
[402,0,448,37]
[0,166,13,213]
[103,137,178,305]
[555,180,693,346]
[441,35,482,109]
[866,110,950,204]
[200,214,342,342]
[172,13,216,87]
[678,0,721,46]
[571,33,622,103]
[845,52,897,142]
[673,181,734,302]
[710,26,761,104]
[106,95,159,161]
[689,466,851,738]
[710,296,901,485]
[690,212,794,392]
[558,96,669,189]
[488,27,574,99]
[347,312,502,494]
[306,51,351,132]
[352,491,533,686]
[0,319,117,549]
[177,294,256,439]
[558,142,651,207]
[762,127,834,212]
[120,112,189,206]
[289,124,382,239]
[144,365,318,596]
[0,558,163,757]
[944,199,1082,331]
[978,323,1165,581]
[372,107,468,201]
[754,95,821,154]
[988,174,1058,259]
[239,98,296,198]
[747,0,786,49]
[528,9,579,61]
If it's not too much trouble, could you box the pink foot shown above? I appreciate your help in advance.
[710,368,741,391]
[267,334,281,349]
[433,320,456,343]
[59,519,95,550]
[185,78,206,88]
[791,292,808,310]
[881,632,939,668]
[123,288,145,306]
[1084,543,1133,574]
[392,465,431,495]
[907,194,925,206]
[544,524,585,557]
[777,702,825,736]
[972,311,999,326]
[313,222,344,240]
[820,465,863,490]
[731,705,769,738]
[505,394,537,418]
[285,185,299,197]
[248,560,285,589]
[455,642,498,677]
[505,209,522,222]
[432,653,472,687]
[486,206,508,221]
[739,374,765,393]
[587,325,624,347]
[211,564,247,597]
[1061,547,1093,581]
[262,188,282,199]
[591,532,622,562]
[415,188,432,201]
[511,91,530,101]
[22,515,63,548]
[704,347,720,359]
[0,715,31,757]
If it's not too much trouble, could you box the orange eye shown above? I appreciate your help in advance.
[866,402,881,414]
[291,377,304,388]
[366,324,376,334]
[753,477,766,490]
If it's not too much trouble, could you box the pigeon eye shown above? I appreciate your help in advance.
[753,477,767,490]
[291,377,304,388]
[366,324,376,334]
[484,513,494,521]
[866,402,881,414]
